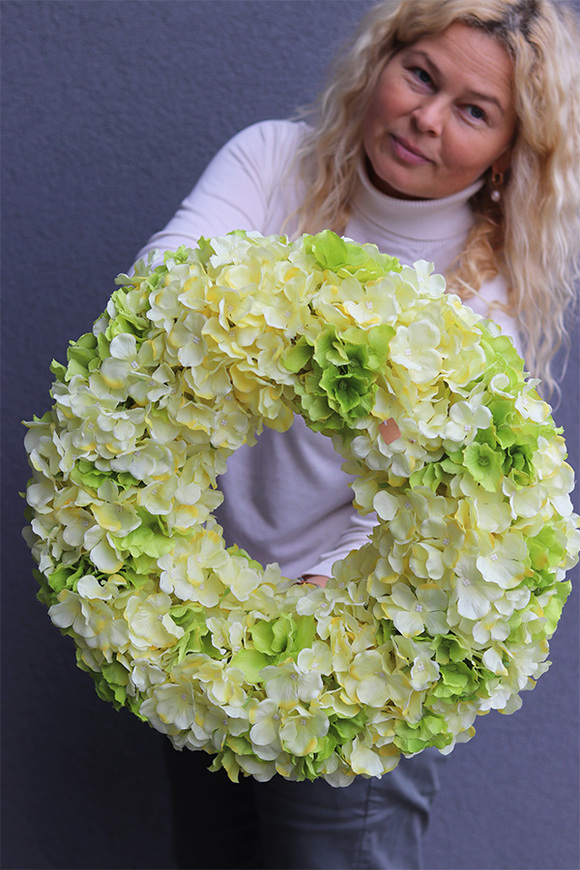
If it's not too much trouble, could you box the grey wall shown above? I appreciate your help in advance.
[2,2,578,868]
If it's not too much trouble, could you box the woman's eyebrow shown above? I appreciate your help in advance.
[405,48,507,115]
[464,89,506,115]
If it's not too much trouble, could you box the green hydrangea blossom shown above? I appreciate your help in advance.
[285,323,394,431]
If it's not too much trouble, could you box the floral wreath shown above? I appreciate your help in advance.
[24,231,579,786]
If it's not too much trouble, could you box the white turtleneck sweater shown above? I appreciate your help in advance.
[137,120,521,579]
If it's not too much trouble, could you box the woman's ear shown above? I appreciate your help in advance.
[492,146,513,175]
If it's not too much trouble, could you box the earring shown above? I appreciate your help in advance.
[490,171,504,202]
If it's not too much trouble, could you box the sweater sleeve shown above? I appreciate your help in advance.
[468,273,523,357]
[300,512,377,579]
[135,120,305,262]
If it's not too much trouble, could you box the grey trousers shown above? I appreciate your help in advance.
[164,744,445,869]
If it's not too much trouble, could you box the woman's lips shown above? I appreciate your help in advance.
[391,134,432,165]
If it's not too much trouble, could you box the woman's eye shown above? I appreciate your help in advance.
[466,105,486,121]
[411,67,432,85]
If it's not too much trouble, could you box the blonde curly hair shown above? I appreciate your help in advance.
[294,0,580,394]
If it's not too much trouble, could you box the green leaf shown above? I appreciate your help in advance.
[271,615,293,653]
[283,339,314,374]
[250,621,276,655]
[226,735,253,756]
[543,581,572,637]
[69,460,139,492]
[50,359,67,381]
[393,712,451,753]
[230,649,272,684]
[291,615,317,656]
[312,733,338,763]
[431,634,470,664]
[527,527,566,572]
[303,230,400,280]
[304,230,349,271]
[46,561,88,595]
[102,659,130,687]
[112,512,174,558]
[330,712,367,740]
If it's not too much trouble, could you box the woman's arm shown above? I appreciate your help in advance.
[135,120,308,262]
[468,273,523,357]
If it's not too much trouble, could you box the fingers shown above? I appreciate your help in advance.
[297,575,329,588]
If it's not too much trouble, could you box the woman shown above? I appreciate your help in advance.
[136,1,580,868]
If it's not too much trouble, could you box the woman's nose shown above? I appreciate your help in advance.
[411,97,446,135]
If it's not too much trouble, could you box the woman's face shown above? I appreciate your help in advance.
[362,22,517,200]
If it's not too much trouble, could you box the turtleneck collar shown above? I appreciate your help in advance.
[354,160,484,242]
